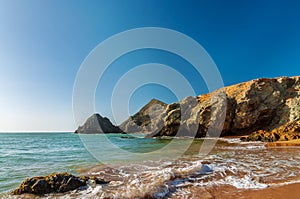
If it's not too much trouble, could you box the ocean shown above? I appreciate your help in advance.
[1,133,300,198]
[0,133,98,193]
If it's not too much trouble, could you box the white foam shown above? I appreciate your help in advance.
[189,175,268,190]
[25,142,300,198]
[224,175,268,189]
[268,179,300,187]
[216,145,266,150]
[218,138,242,143]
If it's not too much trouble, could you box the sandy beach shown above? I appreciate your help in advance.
[170,183,300,199]
[265,139,300,147]
[213,183,300,199]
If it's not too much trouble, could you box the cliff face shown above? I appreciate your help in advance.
[75,114,122,134]
[75,76,300,141]
[147,76,300,141]
[119,99,167,134]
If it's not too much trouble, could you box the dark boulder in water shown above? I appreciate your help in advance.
[120,135,136,139]
[13,173,86,195]
[13,172,109,195]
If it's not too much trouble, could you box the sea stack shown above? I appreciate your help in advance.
[75,113,123,134]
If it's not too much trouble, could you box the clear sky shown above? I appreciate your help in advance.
[0,0,300,132]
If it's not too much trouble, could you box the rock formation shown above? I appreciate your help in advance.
[119,99,167,134]
[75,76,300,142]
[75,113,122,134]
[146,96,204,137]
[149,76,300,141]
[13,172,109,195]
[142,76,299,141]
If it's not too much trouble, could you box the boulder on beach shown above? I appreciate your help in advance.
[13,172,109,195]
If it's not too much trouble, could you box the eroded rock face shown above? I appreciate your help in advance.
[75,113,123,134]
[149,76,300,140]
[119,99,167,134]
[75,76,300,141]
[13,173,109,195]
[147,96,202,137]
[243,120,300,142]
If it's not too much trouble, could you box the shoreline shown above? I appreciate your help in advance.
[6,135,300,198]
[171,180,300,199]
[206,182,300,199]
[223,136,300,146]
[167,180,300,198]
[265,139,300,147]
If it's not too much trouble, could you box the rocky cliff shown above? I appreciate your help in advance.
[147,76,300,141]
[119,99,167,134]
[75,113,122,134]
[75,76,300,141]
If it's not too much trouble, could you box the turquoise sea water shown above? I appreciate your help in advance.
[1,133,300,198]
[0,133,98,193]
[0,133,174,193]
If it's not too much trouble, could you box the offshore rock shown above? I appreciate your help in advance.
[75,113,123,134]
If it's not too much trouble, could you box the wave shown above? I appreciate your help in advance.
[2,136,300,199]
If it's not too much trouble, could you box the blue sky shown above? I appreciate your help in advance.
[0,0,300,131]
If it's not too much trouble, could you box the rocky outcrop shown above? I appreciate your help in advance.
[75,113,123,134]
[12,172,109,195]
[147,76,300,141]
[119,99,167,134]
[242,120,300,142]
[75,76,300,141]
[146,96,203,137]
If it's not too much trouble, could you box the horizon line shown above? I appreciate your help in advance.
[0,131,73,133]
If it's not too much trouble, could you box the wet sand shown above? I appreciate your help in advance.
[171,138,300,199]
[265,139,300,147]
[175,136,300,199]
[7,137,299,198]
[224,136,300,147]
[212,183,300,199]
[171,183,300,199]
